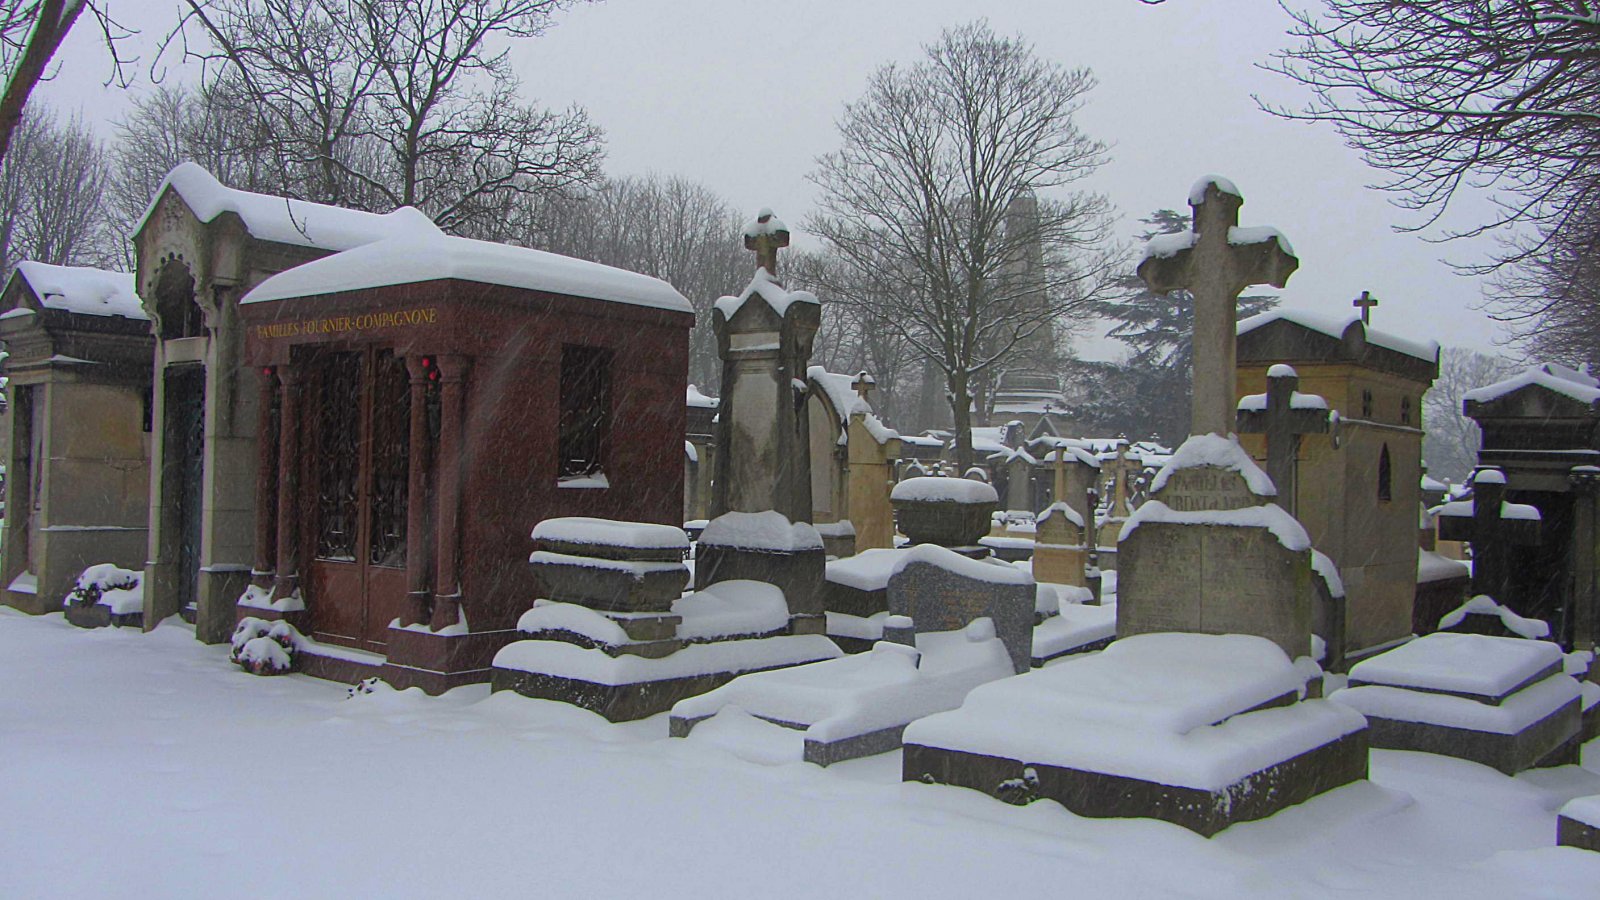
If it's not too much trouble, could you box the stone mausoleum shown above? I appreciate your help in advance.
[1236,308,1439,657]
[237,216,693,691]
[131,163,434,642]
[0,263,153,615]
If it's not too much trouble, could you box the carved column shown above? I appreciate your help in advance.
[252,367,278,590]
[402,355,433,627]
[430,355,469,630]
[271,365,302,601]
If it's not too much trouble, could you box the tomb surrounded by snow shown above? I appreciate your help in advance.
[903,633,1369,837]
[493,517,840,721]
[1116,433,1317,659]
[1331,631,1581,775]
[235,206,695,692]
[0,263,153,620]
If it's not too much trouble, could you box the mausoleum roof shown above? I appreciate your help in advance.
[136,162,432,252]
[4,262,145,320]
[239,218,693,313]
[1463,363,1600,408]
[1238,307,1439,365]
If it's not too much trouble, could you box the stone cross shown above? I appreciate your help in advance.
[1104,442,1142,518]
[852,370,876,402]
[1570,466,1600,651]
[1353,290,1378,325]
[1437,468,1542,603]
[743,208,790,278]
[1235,365,1330,515]
[1136,178,1299,437]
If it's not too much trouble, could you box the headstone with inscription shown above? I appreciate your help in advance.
[1117,434,1316,660]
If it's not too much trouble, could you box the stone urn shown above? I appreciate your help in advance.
[890,477,999,549]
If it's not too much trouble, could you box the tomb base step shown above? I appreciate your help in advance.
[1357,699,1580,775]
[64,604,143,630]
[1559,798,1600,852]
[903,726,1369,838]
[490,635,842,722]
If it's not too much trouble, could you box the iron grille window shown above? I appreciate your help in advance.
[316,351,362,560]
[368,350,410,567]
[559,345,612,478]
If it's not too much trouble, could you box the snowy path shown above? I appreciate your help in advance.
[3,609,1600,899]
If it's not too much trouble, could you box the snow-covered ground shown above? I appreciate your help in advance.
[4,608,1600,899]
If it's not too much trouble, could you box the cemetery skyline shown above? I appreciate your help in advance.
[40,0,1505,354]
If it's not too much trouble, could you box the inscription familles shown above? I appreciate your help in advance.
[254,306,439,340]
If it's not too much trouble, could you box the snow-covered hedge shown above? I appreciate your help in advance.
[61,564,143,614]
[230,617,307,676]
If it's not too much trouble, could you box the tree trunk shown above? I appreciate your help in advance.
[948,368,975,471]
[0,0,83,169]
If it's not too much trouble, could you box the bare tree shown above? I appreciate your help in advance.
[1263,2,1600,266]
[176,0,603,231]
[0,106,109,272]
[0,0,131,167]
[787,248,925,428]
[1422,346,1521,483]
[809,22,1122,467]
[524,174,751,389]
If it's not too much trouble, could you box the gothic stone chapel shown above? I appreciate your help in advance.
[238,218,693,691]
[132,163,440,642]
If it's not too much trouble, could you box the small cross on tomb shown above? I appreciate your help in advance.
[1437,468,1542,603]
[743,208,791,278]
[852,370,876,403]
[1235,365,1330,515]
[1353,290,1378,325]
[1137,177,1299,437]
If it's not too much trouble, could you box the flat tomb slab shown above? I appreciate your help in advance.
[1030,604,1116,666]
[1330,676,1580,776]
[491,635,840,722]
[904,723,1368,838]
[903,634,1364,805]
[670,623,1015,766]
[1347,632,1563,703]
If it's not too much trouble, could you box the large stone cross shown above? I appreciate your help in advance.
[743,208,790,278]
[1235,365,1330,514]
[1437,468,1542,603]
[1137,178,1299,436]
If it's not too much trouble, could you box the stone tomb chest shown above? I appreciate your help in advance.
[1117,435,1315,660]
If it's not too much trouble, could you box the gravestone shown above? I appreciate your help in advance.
[1117,438,1314,659]
[1436,468,1541,605]
[702,209,827,632]
[887,545,1034,675]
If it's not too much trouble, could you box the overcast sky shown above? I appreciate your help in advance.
[39,0,1511,356]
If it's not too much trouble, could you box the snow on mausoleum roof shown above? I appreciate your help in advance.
[1462,363,1600,407]
[1237,307,1439,364]
[241,216,692,313]
[7,262,145,320]
[136,162,433,252]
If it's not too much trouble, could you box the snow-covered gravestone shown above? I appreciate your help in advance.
[1137,177,1298,438]
[1331,632,1580,774]
[1117,435,1316,660]
[887,544,1035,675]
[1436,468,1541,609]
[700,209,826,632]
[492,517,840,721]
